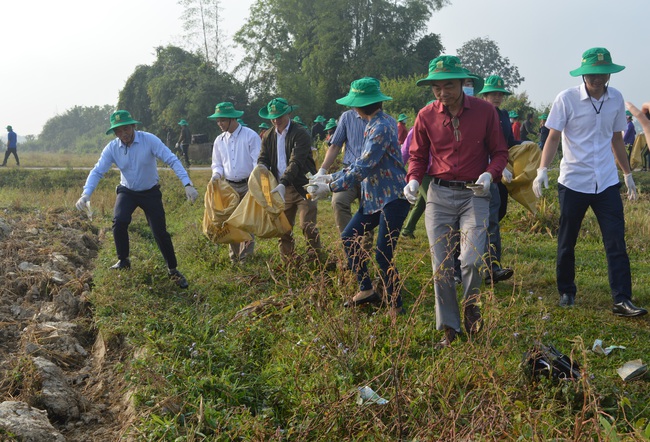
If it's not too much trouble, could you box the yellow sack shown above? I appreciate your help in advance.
[202,180,253,244]
[503,142,542,215]
[225,166,292,238]
[630,133,646,171]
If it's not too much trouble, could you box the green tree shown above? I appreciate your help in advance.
[457,37,524,89]
[233,0,448,123]
[38,105,115,153]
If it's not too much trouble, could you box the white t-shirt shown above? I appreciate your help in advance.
[211,124,261,181]
[546,83,626,194]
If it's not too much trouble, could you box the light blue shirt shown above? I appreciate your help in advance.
[83,131,192,196]
[330,109,367,165]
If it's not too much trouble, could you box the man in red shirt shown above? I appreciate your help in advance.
[397,113,408,144]
[404,55,508,348]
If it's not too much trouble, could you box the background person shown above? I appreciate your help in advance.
[397,113,408,144]
[533,47,646,317]
[176,119,192,167]
[308,77,410,315]
[208,102,261,263]
[510,111,521,140]
[75,110,199,288]
[2,125,19,167]
[520,112,537,142]
[624,110,636,162]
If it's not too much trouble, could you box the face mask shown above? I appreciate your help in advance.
[462,86,474,97]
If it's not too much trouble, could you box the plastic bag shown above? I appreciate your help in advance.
[503,143,542,215]
[522,342,581,381]
[202,180,252,244]
[226,166,292,238]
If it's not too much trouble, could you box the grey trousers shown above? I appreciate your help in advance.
[425,182,490,332]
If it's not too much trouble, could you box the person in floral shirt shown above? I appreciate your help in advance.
[308,77,410,316]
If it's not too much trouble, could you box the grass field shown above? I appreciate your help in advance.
[1,152,649,440]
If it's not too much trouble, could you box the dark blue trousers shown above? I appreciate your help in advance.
[557,183,631,302]
[113,185,178,270]
[342,198,410,307]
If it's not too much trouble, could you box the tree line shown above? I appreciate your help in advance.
[22,0,536,153]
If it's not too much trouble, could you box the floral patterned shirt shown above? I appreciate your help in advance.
[330,111,407,214]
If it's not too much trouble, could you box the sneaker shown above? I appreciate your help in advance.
[110,258,131,270]
[168,269,189,289]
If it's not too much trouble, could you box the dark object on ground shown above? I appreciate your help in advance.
[523,342,581,381]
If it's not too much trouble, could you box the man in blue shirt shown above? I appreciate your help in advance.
[2,125,19,166]
[75,110,199,288]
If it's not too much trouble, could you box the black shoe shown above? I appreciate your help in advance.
[434,327,457,349]
[110,258,131,270]
[343,291,381,308]
[559,293,575,307]
[400,230,415,239]
[464,304,482,336]
[612,300,648,317]
[485,267,514,284]
[168,269,189,289]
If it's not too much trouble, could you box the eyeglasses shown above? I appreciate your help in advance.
[451,117,460,142]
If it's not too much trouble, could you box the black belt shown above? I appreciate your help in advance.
[431,177,475,190]
[227,179,247,184]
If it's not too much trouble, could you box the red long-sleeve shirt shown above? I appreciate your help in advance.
[407,95,508,183]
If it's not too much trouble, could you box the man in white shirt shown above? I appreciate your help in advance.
[533,47,646,317]
[208,102,261,263]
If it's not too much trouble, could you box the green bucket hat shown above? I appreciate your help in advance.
[237,118,248,127]
[508,110,519,118]
[538,113,548,120]
[178,119,188,126]
[207,102,244,119]
[626,110,632,117]
[292,116,308,128]
[417,56,475,87]
[336,77,392,107]
[569,47,625,77]
[324,118,337,131]
[478,75,512,96]
[259,122,270,129]
[106,110,141,135]
[314,115,326,123]
[397,113,408,122]
[259,98,298,119]
[5,125,12,130]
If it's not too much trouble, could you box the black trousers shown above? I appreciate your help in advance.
[2,148,19,165]
[113,185,178,269]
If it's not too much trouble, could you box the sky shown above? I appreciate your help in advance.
[2,0,649,138]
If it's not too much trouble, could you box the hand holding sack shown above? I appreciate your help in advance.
[225,165,292,238]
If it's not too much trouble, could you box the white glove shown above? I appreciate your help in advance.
[307,182,331,201]
[312,167,328,180]
[309,173,333,185]
[473,172,492,196]
[75,194,90,211]
[185,185,199,203]
[210,173,221,182]
[502,167,513,184]
[624,173,638,201]
[271,183,286,202]
[532,167,548,198]
[403,179,420,204]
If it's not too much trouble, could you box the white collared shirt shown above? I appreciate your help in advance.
[276,121,290,177]
[546,83,626,194]
[211,124,261,181]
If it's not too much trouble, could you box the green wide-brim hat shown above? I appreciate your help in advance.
[336,77,392,107]
[237,118,248,127]
[259,122,270,129]
[417,55,475,86]
[324,118,337,131]
[259,98,298,119]
[207,102,244,119]
[508,110,519,118]
[626,110,632,117]
[569,47,625,77]
[178,119,188,126]
[6,125,11,130]
[314,115,326,123]
[106,110,141,135]
[538,114,548,120]
[397,113,408,122]
[478,75,512,95]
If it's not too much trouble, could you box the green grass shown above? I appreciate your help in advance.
[2,166,650,440]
